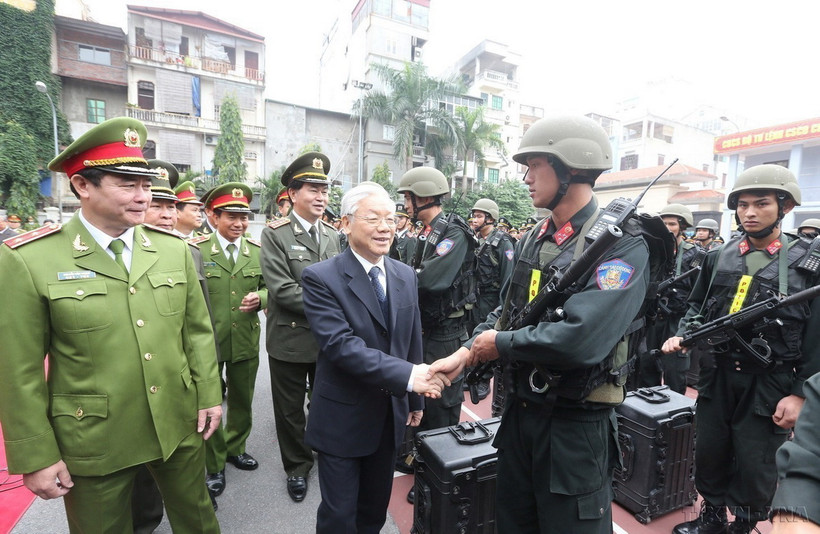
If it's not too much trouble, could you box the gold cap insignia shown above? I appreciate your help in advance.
[232,188,243,199]
[312,158,324,171]
[123,128,141,148]
[155,167,170,181]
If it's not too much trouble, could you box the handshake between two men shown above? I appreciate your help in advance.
[418,329,500,398]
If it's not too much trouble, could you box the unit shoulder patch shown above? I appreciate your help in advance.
[596,259,635,290]
[267,218,291,230]
[3,223,62,249]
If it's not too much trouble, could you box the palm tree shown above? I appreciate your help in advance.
[455,106,506,192]
[357,62,464,172]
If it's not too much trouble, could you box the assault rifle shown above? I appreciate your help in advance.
[464,159,680,403]
[656,266,701,296]
[678,284,820,368]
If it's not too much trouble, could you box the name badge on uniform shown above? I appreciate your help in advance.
[290,245,307,251]
[529,269,541,302]
[730,274,753,313]
[58,270,96,280]
[203,262,217,267]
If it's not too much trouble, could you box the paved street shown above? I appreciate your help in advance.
[12,314,401,534]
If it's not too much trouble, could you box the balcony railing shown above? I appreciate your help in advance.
[128,45,265,84]
[476,70,519,90]
[126,107,266,138]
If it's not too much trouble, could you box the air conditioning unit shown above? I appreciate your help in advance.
[204,135,218,146]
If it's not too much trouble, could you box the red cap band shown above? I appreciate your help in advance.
[62,141,147,177]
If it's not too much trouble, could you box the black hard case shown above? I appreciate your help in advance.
[613,385,698,524]
[411,418,500,534]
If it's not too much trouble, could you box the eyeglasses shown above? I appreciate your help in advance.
[355,215,397,228]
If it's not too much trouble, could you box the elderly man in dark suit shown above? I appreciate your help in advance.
[301,182,448,534]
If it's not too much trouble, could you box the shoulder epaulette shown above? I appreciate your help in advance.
[246,237,261,247]
[3,223,62,249]
[320,219,336,230]
[188,234,211,245]
[267,218,291,230]
[142,223,184,239]
[187,241,200,249]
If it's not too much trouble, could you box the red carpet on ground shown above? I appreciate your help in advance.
[0,423,37,534]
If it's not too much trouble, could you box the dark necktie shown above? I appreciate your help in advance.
[226,243,237,269]
[368,266,389,324]
[109,238,128,274]
[309,225,319,245]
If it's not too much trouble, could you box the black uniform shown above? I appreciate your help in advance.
[470,227,514,331]
[467,199,651,533]
[636,239,702,393]
[677,233,820,522]
[413,212,477,430]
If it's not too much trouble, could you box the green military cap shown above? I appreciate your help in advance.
[7,214,21,223]
[146,159,179,202]
[324,206,338,221]
[281,151,331,187]
[497,216,511,230]
[276,188,291,205]
[48,117,158,179]
[174,181,204,205]
[207,182,253,213]
[395,203,409,218]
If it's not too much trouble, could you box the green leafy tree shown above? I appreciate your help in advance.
[369,162,396,198]
[212,94,246,184]
[0,0,72,196]
[455,106,506,192]
[0,121,41,219]
[256,166,285,218]
[328,186,343,216]
[443,179,534,227]
[358,62,463,171]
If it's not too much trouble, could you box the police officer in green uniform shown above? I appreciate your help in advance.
[0,117,222,533]
[635,203,702,394]
[260,152,341,502]
[193,183,267,505]
[389,203,416,265]
[771,371,820,532]
[694,218,722,251]
[663,164,820,534]
[398,166,477,504]
[174,180,205,239]
[429,115,652,533]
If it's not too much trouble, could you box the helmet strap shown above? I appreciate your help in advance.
[545,156,571,211]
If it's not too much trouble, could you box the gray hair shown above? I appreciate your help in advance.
[340,182,394,216]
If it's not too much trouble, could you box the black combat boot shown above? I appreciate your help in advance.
[727,519,759,534]
[673,502,728,534]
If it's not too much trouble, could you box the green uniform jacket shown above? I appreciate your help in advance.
[0,217,222,476]
[260,218,340,363]
[199,234,267,363]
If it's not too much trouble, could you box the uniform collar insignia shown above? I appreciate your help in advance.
[738,239,750,256]
[537,218,550,240]
[242,243,249,256]
[211,242,220,254]
[766,239,782,255]
[140,233,151,247]
[72,234,89,252]
[553,221,574,246]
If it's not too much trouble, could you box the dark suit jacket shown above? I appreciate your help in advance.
[302,248,423,457]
